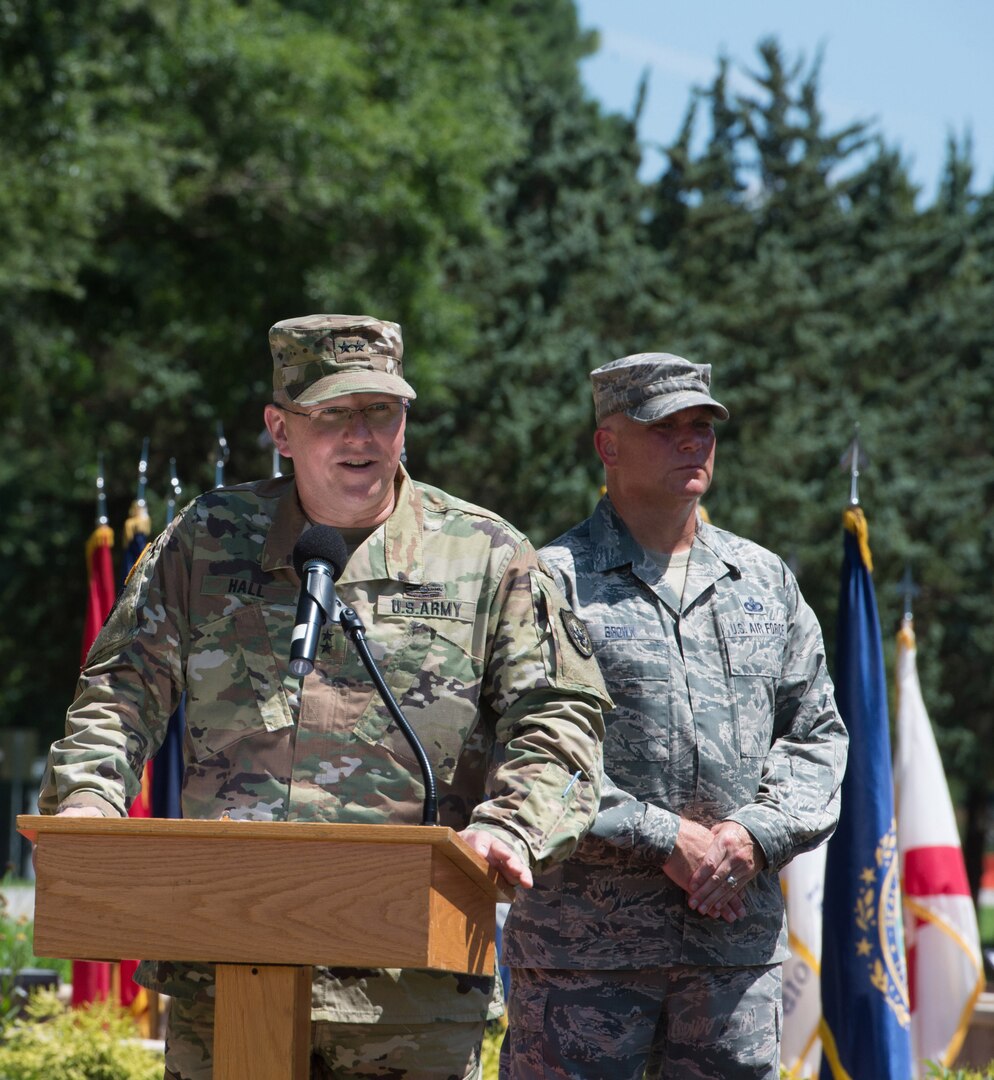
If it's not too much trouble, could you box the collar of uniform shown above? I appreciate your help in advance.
[338,464,425,586]
[588,496,649,572]
[681,519,739,608]
[259,467,425,583]
[692,517,742,577]
[589,496,739,605]
[380,464,425,583]
[261,476,309,573]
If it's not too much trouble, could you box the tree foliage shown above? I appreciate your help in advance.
[0,4,991,890]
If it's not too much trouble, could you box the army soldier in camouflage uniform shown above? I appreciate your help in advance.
[501,354,847,1080]
[39,314,610,1080]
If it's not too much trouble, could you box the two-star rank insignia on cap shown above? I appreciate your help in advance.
[560,609,594,658]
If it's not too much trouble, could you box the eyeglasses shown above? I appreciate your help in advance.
[277,400,409,432]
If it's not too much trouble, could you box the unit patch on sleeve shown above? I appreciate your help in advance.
[560,609,594,658]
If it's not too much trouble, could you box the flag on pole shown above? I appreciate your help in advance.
[81,524,116,665]
[819,506,913,1080]
[117,496,154,1017]
[72,518,118,1007]
[153,465,186,821]
[121,498,153,820]
[894,618,984,1075]
[782,844,828,1078]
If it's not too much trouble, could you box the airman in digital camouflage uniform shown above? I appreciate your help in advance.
[501,354,848,1080]
[39,314,609,1080]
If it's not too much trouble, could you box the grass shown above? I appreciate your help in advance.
[482,1019,503,1080]
[979,902,994,949]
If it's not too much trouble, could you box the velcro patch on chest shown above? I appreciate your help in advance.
[375,595,474,622]
[720,616,787,639]
[201,575,297,604]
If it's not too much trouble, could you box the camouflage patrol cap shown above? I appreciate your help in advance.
[269,314,416,406]
[591,353,729,425]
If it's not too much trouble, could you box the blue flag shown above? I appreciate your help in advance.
[151,699,185,819]
[819,508,912,1079]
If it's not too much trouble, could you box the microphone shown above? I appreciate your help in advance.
[289,526,349,677]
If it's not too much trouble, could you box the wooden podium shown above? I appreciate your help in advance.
[19,815,509,1080]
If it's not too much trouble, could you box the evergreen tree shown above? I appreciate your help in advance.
[415,0,658,543]
[0,0,522,743]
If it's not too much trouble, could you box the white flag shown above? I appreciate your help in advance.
[780,844,827,1078]
[894,618,984,1076]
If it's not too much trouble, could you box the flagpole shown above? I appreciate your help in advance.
[74,458,118,1007]
[166,457,182,526]
[818,430,913,1080]
[96,452,109,527]
[214,422,229,488]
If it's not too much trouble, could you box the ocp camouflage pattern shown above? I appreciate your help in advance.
[503,495,847,970]
[268,314,412,404]
[40,467,609,1023]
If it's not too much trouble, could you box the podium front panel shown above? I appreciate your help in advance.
[22,818,498,975]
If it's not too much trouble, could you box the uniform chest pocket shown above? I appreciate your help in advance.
[591,634,670,686]
[725,635,782,758]
[725,634,783,678]
[186,601,294,762]
[591,635,670,775]
[351,619,482,784]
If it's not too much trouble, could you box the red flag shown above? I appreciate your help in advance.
[73,516,150,1014]
[81,525,115,664]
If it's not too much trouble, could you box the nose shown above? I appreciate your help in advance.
[679,427,706,450]
[342,412,374,439]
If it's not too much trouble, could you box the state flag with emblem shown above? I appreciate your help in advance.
[894,616,984,1076]
[819,506,912,1080]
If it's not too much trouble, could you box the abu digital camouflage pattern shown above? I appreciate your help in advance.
[503,495,847,971]
[40,466,608,1024]
[269,313,416,405]
[500,964,782,1080]
[590,353,730,426]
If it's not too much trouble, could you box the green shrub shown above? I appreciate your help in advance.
[0,988,161,1080]
[0,888,72,1031]
[923,1061,994,1079]
[482,1017,504,1079]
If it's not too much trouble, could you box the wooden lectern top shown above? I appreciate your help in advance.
[20,815,512,974]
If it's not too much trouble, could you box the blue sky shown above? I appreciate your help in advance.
[574,0,994,204]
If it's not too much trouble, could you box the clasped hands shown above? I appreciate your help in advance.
[664,818,765,923]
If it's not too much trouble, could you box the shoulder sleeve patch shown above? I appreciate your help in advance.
[560,608,594,658]
[529,570,610,703]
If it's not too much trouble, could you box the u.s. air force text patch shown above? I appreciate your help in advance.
[560,609,594,657]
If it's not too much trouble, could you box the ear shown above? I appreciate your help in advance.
[593,426,617,469]
[264,404,292,458]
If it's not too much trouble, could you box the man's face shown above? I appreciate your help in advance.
[264,392,407,528]
[596,404,717,506]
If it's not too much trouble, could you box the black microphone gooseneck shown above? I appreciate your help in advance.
[290,526,438,826]
[339,605,438,826]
